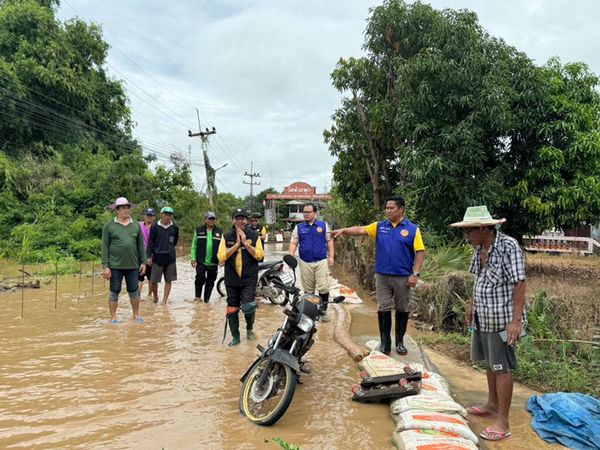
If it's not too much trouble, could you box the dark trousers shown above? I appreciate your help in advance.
[195,263,218,301]
[225,282,256,308]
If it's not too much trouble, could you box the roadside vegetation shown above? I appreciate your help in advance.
[412,250,600,398]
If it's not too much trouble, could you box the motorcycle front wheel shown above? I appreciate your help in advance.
[239,358,297,426]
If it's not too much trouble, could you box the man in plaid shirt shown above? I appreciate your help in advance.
[450,206,526,442]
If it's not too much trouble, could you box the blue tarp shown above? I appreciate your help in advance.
[527,393,600,450]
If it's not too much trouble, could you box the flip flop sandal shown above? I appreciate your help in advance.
[135,317,145,324]
[467,405,493,417]
[480,427,512,441]
[110,319,120,324]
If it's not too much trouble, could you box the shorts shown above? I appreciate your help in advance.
[150,262,177,283]
[108,268,140,301]
[299,259,330,294]
[471,329,517,373]
[138,263,152,282]
[226,283,256,308]
[375,274,410,312]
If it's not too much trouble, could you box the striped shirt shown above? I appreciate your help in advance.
[470,232,526,332]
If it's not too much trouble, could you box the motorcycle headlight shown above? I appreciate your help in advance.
[297,313,314,333]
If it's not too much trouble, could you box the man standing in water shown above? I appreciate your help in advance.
[288,203,334,319]
[450,206,526,442]
[138,207,156,299]
[218,208,264,346]
[147,206,179,304]
[332,197,425,355]
[190,211,222,302]
[101,197,146,324]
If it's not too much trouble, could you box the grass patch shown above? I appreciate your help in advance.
[265,438,301,450]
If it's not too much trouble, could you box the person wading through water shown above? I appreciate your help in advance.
[218,208,264,346]
[190,211,222,302]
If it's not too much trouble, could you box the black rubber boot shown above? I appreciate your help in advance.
[319,292,329,313]
[227,314,241,346]
[244,312,256,341]
[395,311,409,355]
[377,311,392,355]
[203,285,213,303]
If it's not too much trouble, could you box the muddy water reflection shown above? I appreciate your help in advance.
[1,243,392,449]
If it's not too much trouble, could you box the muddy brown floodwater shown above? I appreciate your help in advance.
[0,243,394,449]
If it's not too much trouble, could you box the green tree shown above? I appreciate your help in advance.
[326,0,600,237]
[0,0,211,260]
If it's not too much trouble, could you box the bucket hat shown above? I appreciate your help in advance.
[111,197,131,209]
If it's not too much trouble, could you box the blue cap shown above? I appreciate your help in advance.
[144,208,156,216]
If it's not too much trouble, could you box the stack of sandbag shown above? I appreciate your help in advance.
[390,362,478,449]
[329,278,363,304]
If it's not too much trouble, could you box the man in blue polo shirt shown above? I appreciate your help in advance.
[289,203,334,317]
[332,197,425,355]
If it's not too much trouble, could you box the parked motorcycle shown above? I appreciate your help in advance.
[216,259,293,306]
[238,254,345,426]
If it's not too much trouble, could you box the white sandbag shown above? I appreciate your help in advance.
[391,411,479,445]
[390,394,467,417]
[358,351,408,377]
[420,373,450,396]
[329,279,363,304]
[392,429,478,450]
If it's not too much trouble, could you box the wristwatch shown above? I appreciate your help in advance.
[412,272,420,277]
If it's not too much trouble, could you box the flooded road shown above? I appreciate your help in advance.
[0,243,393,449]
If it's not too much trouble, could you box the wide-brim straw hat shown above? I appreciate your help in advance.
[450,205,506,228]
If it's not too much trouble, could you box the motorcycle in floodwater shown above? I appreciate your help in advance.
[238,254,345,426]
[216,259,294,306]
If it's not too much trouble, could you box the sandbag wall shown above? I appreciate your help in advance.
[358,352,479,450]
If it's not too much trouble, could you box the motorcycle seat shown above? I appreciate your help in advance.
[258,260,283,270]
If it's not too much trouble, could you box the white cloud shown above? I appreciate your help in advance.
[58,0,600,197]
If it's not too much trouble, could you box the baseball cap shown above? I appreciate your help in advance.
[161,206,174,214]
[205,211,217,219]
[144,208,156,216]
[231,207,249,218]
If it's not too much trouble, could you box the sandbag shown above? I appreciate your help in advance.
[391,411,479,444]
[391,393,467,417]
[392,429,478,450]
[420,373,450,397]
[358,351,407,377]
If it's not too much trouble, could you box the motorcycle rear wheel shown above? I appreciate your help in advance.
[239,359,297,426]
[216,277,226,297]
[260,278,288,306]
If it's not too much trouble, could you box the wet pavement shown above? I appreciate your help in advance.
[0,243,394,449]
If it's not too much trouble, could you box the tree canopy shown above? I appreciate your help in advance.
[0,0,204,261]
[325,0,600,239]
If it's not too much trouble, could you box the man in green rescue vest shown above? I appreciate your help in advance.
[190,211,223,303]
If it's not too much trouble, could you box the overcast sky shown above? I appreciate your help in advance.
[57,0,600,198]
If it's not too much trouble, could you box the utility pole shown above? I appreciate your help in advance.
[188,108,217,208]
[243,161,261,212]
